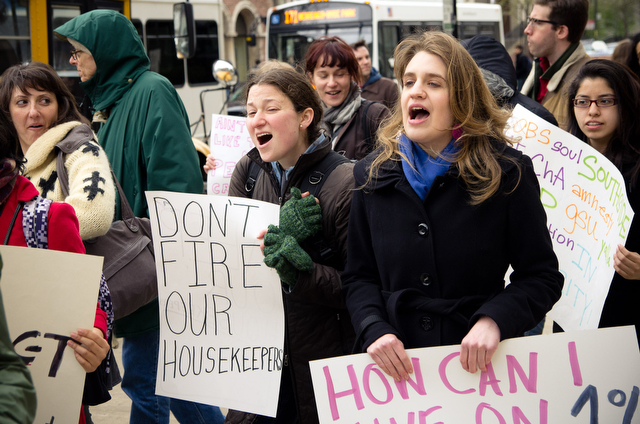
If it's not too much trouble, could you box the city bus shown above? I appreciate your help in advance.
[0,0,226,138]
[266,0,504,79]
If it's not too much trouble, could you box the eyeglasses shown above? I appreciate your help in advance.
[572,98,618,108]
[527,16,558,27]
[70,49,82,60]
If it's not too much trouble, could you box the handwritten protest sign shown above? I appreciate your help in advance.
[505,105,634,331]
[311,326,640,423]
[207,114,254,195]
[0,245,102,424]
[146,191,284,416]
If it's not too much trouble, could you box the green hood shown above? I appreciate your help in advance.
[54,10,150,111]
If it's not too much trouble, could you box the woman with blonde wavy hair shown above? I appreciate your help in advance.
[342,30,563,381]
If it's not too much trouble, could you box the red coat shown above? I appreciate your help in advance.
[1,176,86,252]
[0,176,106,424]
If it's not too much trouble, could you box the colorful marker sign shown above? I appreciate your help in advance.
[310,326,640,423]
[505,105,634,331]
[207,114,254,195]
[0,245,102,424]
[146,191,284,417]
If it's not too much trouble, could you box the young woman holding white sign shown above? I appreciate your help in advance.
[341,31,564,381]
[566,59,640,345]
[224,67,356,424]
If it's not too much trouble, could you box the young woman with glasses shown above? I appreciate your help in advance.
[566,59,640,345]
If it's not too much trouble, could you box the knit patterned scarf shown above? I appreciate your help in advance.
[0,159,18,208]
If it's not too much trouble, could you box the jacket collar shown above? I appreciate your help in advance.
[362,67,382,89]
[247,133,335,186]
[23,121,83,171]
[545,43,587,92]
[14,176,39,203]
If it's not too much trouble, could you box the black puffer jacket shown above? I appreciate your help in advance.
[462,35,559,127]
[225,135,356,424]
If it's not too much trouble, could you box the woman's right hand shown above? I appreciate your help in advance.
[203,154,217,173]
[367,333,413,382]
[257,228,268,254]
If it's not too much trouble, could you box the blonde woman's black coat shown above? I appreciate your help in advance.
[342,145,564,351]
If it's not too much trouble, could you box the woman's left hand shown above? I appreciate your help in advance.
[613,245,640,280]
[67,327,109,373]
[459,316,500,373]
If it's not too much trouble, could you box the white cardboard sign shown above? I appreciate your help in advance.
[311,326,640,423]
[0,245,102,424]
[505,105,634,331]
[146,191,284,417]
[206,114,253,195]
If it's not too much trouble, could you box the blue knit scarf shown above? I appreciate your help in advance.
[399,133,457,201]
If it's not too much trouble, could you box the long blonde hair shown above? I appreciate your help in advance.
[369,31,516,205]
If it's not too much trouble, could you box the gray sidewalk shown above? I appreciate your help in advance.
[88,339,180,424]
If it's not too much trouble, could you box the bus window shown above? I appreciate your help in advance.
[268,1,372,67]
[378,23,398,79]
[186,20,219,85]
[325,24,371,46]
[0,0,30,74]
[51,6,81,74]
[270,30,322,66]
[146,19,184,86]
[132,18,143,40]
[377,21,440,79]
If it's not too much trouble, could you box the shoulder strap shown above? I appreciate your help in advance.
[299,151,351,269]
[300,151,351,198]
[3,201,25,245]
[244,160,262,199]
[55,125,96,198]
[22,196,52,249]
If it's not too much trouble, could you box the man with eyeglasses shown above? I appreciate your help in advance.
[521,0,590,129]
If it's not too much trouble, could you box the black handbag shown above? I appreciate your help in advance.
[56,134,158,320]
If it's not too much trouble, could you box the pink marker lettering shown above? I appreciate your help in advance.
[323,364,364,421]
[479,363,503,397]
[507,353,538,394]
[568,341,583,386]
[363,363,393,405]
[395,358,426,399]
[439,352,474,394]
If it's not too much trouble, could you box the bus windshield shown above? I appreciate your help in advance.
[268,2,372,68]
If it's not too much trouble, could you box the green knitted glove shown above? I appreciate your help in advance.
[263,225,313,287]
[279,187,322,243]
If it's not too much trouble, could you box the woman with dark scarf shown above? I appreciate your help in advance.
[304,36,390,160]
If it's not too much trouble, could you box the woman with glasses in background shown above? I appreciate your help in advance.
[566,59,640,345]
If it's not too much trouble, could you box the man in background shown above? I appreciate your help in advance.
[521,0,590,129]
[514,45,532,91]
[351,40,399,110]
